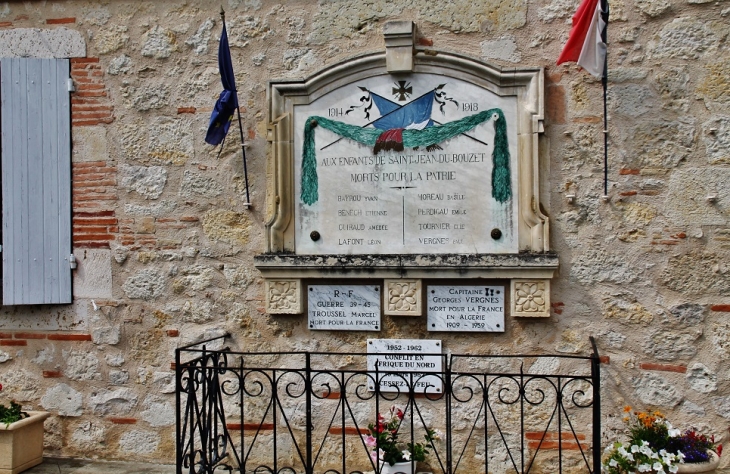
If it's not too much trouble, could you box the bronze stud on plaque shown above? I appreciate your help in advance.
[491,228,502,240]
[310,231,321,241]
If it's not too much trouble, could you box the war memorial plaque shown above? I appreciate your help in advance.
[427,285,505,332]
[293,74,518,256]
[367,338,443,393]
[308,285,381,331]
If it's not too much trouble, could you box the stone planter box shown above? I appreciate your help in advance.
[0,411,50,474]
[677,450,721,473]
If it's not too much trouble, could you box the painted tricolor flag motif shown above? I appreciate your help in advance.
[557,0,608,78]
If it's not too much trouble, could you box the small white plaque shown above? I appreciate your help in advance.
[427,286,505,332]
[367,338,442,393]
[308,285,381,331]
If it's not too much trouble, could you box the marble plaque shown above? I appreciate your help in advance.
[427,286,505,332]
[308,285,381,331]
[293,74,518,255]
[367,338,443,393]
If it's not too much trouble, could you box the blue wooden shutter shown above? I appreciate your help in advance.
[1,58,72,305]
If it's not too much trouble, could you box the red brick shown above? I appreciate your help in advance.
[166,329,179,337]
[73,195,117,202]
[329,426,369,435]
[74,178,116,186]
[74,210,115,217]
[14,15,29,21]
[599,355,610,364]
[417,37,434,46]
[0,21,12,27]
[671,232,687,239]
[73,104,113,112]
[43,370,62,378]
[659,240,679,246]
[109,417,137,424]
[225,423,275,431]
[319,392,342,400]
[525,432,586,441]
[46,17,76,24]
[14,332,47,340]
[0,340,27,346]
[545,71,563,84]
[74,90,107,98]
[74,234,115,242]
[47,334,92,341]
[528,440,588,450]
[551,302,565,315]
[619,168,640,175]
[546,84,566,125]
[71,57,100,64]
[76,83,106,91]
[75,242,111,249]
[73,161,108,168]
[170,362,177,370]
[72,112,115,120]
[711,305,730,312]
[179,216,200,222]
[178,107,196,114]
[0,332,12,339]
[73,118,114,126]
[619,191,638,197]
[74,226,115,234]
[640,362,687,373]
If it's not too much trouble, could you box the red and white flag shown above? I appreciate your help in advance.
[557,0,607,78]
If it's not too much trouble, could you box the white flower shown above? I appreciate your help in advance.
[668,428,681,437]
[401,449,411,461]
[618,446,629,457]
[638,463,652,472]
[631,444,640,453]
[609,459,618,467]
[669,464,679,473]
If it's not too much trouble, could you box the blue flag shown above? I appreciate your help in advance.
[205,23,238,146]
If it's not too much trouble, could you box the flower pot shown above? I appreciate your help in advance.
[0,411,50,474]
[676,450,721,473]
[379,461,414,474]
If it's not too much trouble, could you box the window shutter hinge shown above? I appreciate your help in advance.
[69,254,77,269]
[67,78,75,92]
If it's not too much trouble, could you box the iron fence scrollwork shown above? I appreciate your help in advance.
[176,336,601,474]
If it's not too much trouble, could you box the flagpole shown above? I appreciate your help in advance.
[220,8,251,208]
[601,0,609,199]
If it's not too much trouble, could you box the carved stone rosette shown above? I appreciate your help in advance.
[384,279,421,316]
[265,279,303,314]
[511,279,551,317]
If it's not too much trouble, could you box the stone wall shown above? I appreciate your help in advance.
[0,0,727,466]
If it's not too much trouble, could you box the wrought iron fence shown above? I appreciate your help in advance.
[176,336,601,474]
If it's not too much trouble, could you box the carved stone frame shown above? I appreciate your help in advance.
[257,24,556,314]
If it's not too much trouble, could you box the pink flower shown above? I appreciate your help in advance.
[364,435,377,448]
[370,449,385,463]
[396,409,404,420]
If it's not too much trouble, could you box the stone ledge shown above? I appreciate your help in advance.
[254,253,558,279]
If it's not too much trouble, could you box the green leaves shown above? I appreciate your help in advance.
[0,401,29,426]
